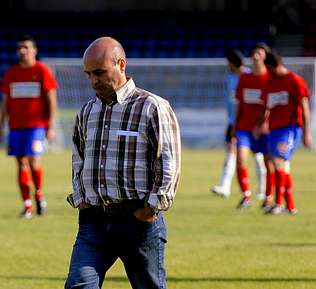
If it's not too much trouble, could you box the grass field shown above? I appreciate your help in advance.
[0,148,316,289]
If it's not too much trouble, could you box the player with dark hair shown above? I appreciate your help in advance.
[0,35,58,219]
[212,49,249,198]
[260,50,312,214]
[234,43,272,209]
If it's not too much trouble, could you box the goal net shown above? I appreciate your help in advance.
[43,57,316,150]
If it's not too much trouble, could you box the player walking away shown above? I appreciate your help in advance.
[234,43,273,209]
[0,35,58,219]
[261,50,312,215]
[211,49,248,198]
[212,49,267,199]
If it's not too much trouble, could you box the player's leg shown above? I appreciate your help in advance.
[235,130,252,208]
[16,156,33,218]
[29,156,47,215]
[27,128,47,215]
[219,141,236,195]
[254,152,266,200]
[8,129,32,218]
[284,161,296,213]
[283,126,302,214]
[267,126,301,215]
[212,125,236,198]
[268,129,287,214]
[270,156,287,214]
[262,155,275,212]
[254,134,275,211]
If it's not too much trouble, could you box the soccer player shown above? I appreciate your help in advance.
[261,50,312,215]
[0,35,58,219]
[234,43,272,209]
[212,49,250,198]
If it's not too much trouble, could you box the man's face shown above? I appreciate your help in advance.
[251,48,266,64]
[83,54,122,99]
[17,40,37,63]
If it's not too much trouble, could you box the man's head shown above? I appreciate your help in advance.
[250,42,271,64]
[17,35,37,66]
[225,49,244,72]
[83,37,127,101]
[264,50,283,76]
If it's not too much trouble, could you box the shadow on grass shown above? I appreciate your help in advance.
[1,275,316,283]
[167,277,316,283]
[271,242,316,247]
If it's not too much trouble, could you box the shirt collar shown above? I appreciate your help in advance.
[115,77,136,104]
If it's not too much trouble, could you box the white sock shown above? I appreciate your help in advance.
[254,153,266,195]
[220,152,236,192]
[284,161,291,173]
[24,199,32,208]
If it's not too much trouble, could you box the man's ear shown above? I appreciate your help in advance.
[118,58,126,74]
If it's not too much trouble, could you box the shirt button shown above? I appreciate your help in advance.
[105,125,108,128]
[102,145,105,148]
[100,164,104,168]
[101,184,104,188]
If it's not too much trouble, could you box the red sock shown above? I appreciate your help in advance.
[237,166,250,197]
[285,173,296,210]
[275,169,287,206]
[265,171,275,201]
[18,169,31,207]
[32,167,44,201]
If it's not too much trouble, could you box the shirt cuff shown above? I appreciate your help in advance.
[146,193,159,210]
[66,192,84,208]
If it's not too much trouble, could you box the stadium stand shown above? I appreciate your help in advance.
[1,6,315,149]
[0,11,272,78]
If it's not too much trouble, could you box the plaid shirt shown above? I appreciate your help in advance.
[67,78,181,211]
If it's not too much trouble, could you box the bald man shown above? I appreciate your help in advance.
[64,37,181,289]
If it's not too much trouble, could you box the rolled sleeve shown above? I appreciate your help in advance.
[67,114,85,208]
[146,101,181,211]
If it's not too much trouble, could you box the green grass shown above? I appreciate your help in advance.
[0,148,316,289]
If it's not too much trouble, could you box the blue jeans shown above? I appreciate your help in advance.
[65,208,167,289]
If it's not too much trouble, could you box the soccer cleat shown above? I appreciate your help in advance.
[288,208,298,215]
[211,185,230,198]
[19,208,33,219]
[261,198,274,213]
[36,199,47,215]
[266,205,285,215]
[262,203,274,213]
[236,197,251,209]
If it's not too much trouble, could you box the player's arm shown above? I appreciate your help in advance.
[232,77,244,136]
[253,87,269,139]
[232,101,241,135]
[301,97,312,148]
[46,89,57,143]
[0,93,7,143]
[253,105,268,139]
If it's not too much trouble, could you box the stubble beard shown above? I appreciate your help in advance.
[95,86,115,103]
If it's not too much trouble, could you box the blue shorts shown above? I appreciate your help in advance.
[236,130,269,154]
[268,125,302,160]
[8,128,46,157]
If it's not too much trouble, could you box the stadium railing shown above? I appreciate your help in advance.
[43,57,316,150]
